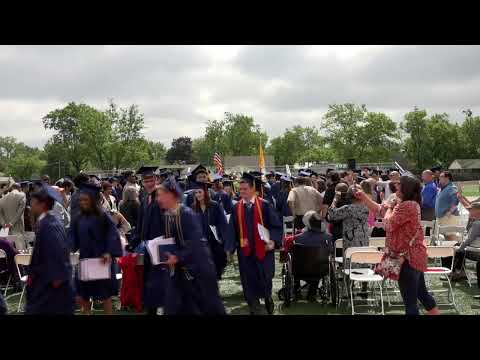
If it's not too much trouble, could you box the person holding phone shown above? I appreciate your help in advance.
[355,176,440,315]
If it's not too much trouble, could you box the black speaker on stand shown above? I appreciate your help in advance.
[347,159,356,171]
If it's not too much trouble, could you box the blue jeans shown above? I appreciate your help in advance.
[398,260,436,315]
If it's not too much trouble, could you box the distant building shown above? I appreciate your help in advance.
[225,155,275,171]
[449,159,480,181]
[449,159,480,170]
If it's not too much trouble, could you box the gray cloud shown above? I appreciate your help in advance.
[1,45,480,149]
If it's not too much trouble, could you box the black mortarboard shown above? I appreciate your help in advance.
[162,176,183,198]
[191,164,208,177]
[430,166,441,172]
[310,170,318,177]
[299,170,310,177]
[189,181,213,190]
[241,172,263,190]
[223,179,233,186]
[280,175,293,183]
[326,168,334,174]
[137,166,158,177]
[275,172,285,177]
[20,181,30,187]
[266,171,275,178]
[249,171,264,178]
[34,185,64,204]
[79,183,102,197]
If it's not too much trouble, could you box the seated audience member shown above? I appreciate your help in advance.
[294,211,333,302]
[421,170,437,221]
[442,201,480,283]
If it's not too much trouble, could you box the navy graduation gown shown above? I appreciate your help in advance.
[69,211,123,301]
[164,205,226,315]
[136,193,167,309]
[26,213,74,315]
[270,181,281,201]
[212,190,233,215]
[226,198,283,304]
[275,190,292,218]
[192,201,228,279]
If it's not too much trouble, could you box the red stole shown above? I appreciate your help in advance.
[237,197,266,261]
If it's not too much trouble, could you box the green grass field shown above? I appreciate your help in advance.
[4,255,480,315]
[461,184,480,199]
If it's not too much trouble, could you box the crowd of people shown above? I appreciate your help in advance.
[0,163,479,316]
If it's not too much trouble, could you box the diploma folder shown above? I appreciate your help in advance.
[79,258,111,281]
[257,224,270,243]
[146,236,177,265]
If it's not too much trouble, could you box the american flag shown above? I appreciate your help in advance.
[213,152,224,175]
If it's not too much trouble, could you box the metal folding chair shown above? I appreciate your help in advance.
[13,253,31,313]
[348,250,385,315]
[424,246,457,311]
[0,249,12,296]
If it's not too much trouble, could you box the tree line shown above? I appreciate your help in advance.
[1,101,479,180]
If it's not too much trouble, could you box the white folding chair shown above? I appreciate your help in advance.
[23,232,36,247]
[369,237,386,249]
[14,253,31,313]
[425,246,457,311]
[283,216,294,236]
[334,239,343,265]
[348,250,385,315]
[0,249,12,296]
[435,225,465,246]
[338,246,377,308]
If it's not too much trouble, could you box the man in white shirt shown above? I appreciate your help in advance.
[0,183,26,235]
[376,170,400,201]
[287,176,323,230]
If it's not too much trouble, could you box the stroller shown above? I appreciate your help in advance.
[278,233,337,307]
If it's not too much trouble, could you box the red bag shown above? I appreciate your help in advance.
[118,254,144,313]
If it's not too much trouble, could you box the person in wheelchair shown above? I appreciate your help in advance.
[293,211,333,302]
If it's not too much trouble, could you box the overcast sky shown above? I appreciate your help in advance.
[1,45,480,149]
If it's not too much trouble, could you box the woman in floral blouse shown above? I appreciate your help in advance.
[327,184,370,251]
[356,175,440,315]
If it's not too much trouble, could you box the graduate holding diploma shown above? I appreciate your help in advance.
[226,172,283,315]
[156,177,226,315]
[68,183,122,315]
[25,185,75,315]
[190,181,229,280]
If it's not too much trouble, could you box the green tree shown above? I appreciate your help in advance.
[104,100,149,169]
[401,107,429,171]
[460,110,480,158]
[268,126,326,164]
[144,140,167,164]
[224,113,268,156]
[166,137,194,164]
[42,102,94,172]
[7,153,46,180]
[322,104,399,162]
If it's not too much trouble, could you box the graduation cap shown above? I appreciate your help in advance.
[20,181,30,187]
[33,185,64,205]
[241,172,264,190]
[266,171,275,178]
[158,168,169,176]
[89,174,101,183]
[309,170,318,177]
[299,170,311,177]
[249,171,264,178]
[326,168,334,174]
[161,176,183,198]
[191,164,208,176]
[280,175,293,183]
[79,183,102,198]
[430,165,442,172]
[189,181,213,190]
[223,179,234,187]
[137,166,158,178]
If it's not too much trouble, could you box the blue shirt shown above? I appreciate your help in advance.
[435,182,459,218]
[421,181,437,210]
